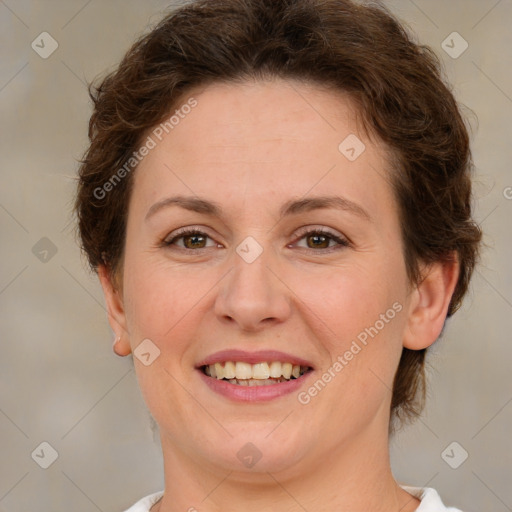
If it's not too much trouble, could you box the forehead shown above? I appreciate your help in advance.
[164,79,363,158]
[131,79,393,219]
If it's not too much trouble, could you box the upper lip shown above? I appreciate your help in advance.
[196,349,315,369]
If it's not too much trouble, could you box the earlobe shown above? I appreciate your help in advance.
[403,255,460,350]
[98,265,132,356]
[113,335,132,356]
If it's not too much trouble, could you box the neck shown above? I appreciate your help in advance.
[152,415,420,512]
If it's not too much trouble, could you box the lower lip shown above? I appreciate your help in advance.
[197,369,314,402]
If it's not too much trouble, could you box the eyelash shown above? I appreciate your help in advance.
[162,227,350,253]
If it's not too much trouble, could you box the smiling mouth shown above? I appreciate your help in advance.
[201,361,313,386]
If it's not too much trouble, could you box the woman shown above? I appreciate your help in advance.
[74,0,482,510]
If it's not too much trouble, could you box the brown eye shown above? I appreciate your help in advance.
[164,229,216,250]
[292,229,349,252]
[182,233,207,249]
[306,233,331,249]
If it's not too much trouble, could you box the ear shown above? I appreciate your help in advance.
[98,264,132,356]
[403,255,460,350]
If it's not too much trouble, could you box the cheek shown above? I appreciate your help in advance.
[123,273,171,341]
[122,253,208,341]
[121,259,200,421]
[298,274,406,432]
[298,261,404,341]
[294,259,407,398]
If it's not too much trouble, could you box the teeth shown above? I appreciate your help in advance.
[235,362,252,380]
[282,363,293,379]
[269,361,282,378]
[214,362,224,379]
[203,361,308,381]
[229,378,288,386]
[224,361,236,379]
[252,362,270,379]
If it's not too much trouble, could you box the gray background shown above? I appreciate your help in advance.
[0,1,511,511]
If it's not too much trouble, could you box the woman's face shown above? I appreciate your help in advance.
[106,79,420,474]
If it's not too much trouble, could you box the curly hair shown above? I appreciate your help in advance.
[74,0,482,428]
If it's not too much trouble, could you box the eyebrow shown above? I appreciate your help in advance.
[145,194,372,222]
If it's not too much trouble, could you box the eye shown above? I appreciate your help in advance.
[291,228,350,252]
[163,228,219,250]
[163,227,349,252]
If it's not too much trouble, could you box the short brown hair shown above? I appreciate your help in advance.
[74,0,482,427]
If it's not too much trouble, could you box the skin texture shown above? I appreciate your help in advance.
[99,79,459,512]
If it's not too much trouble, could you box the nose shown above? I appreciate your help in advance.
[214,244,292,332]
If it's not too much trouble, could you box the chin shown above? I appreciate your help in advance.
[203,425,311,476]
